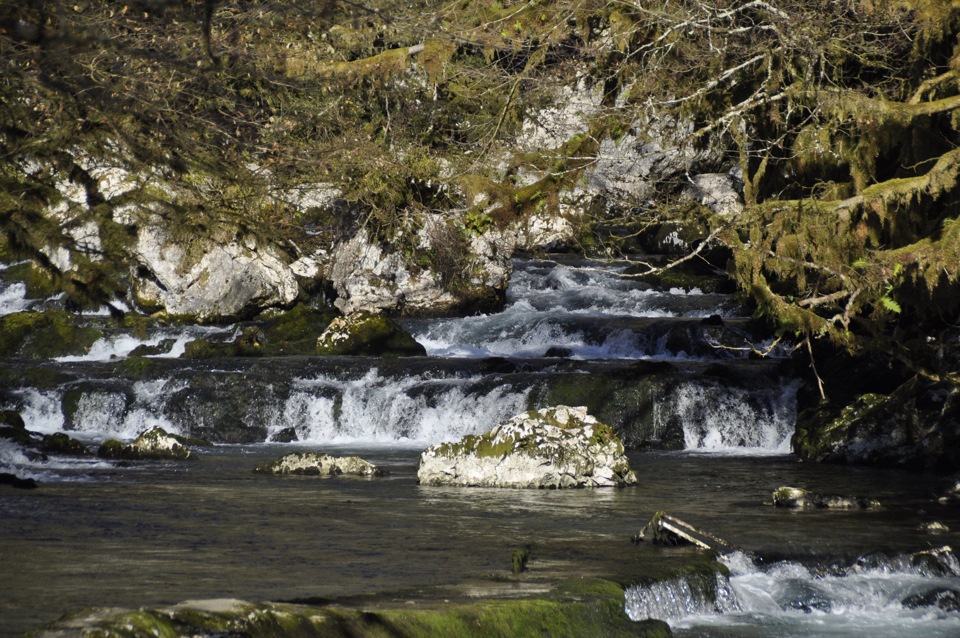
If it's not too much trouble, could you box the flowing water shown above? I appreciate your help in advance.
[2,257,959,637]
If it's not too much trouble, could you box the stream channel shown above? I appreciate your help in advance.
[2,257,960,637]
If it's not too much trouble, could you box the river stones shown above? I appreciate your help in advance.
[316,311,425,356]
[770,486,881,510]
[417,405,638,488]
[254,452,387,477]
[98,426,193,461]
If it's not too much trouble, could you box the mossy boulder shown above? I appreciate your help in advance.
[39,432,88,456]
[254,452,387,477]
[794,376,960,472]
[0,310,102,359]
[769,486,881,510]
[98,426,193,461]
[316,312,426,356]
[418,405,638,488]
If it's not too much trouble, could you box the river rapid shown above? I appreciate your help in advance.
[2,257,959,637]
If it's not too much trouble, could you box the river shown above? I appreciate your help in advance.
[1,257,959,637]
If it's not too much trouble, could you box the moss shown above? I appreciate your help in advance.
[316,312,426,357]
[40,432,88,456]
[0,310,102,359]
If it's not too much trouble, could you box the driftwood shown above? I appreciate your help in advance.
[633,512,737,554]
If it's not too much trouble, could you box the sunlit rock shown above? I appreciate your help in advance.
[132,224,299,321]
[418,405,638,488]
[316,311,425,356]
[98,426,192,461]
[254,452,387,477]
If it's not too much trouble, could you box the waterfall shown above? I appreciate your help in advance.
[269,370,532,445]
[653,380,799,454]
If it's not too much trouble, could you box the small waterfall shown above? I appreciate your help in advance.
[55,325,231,362]
[626,550,960,638]
[268,370,532,445]
[654,380,799,454]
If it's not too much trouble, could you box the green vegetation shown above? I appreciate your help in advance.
[31,578,668,638]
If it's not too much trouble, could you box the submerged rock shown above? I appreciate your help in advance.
[98,426,193,461]
[316,312,425,356]
[0,472,38,489]
[417,405,638,488]
[902,587,960,612]
[254,452,386,477]
[770,486,881,510]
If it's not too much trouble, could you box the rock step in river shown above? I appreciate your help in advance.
[0,257,796,453]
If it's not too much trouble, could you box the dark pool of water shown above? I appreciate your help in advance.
[1,446,957,637]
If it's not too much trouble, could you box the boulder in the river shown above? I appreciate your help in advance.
[98,426,193,461]
[793,376,960,472]
[417,405,638,488]
[0,472,38,489]
[39,432,88,456]
[254,452,387,477]
[632,512,737,553]
[316,312,425,356]
[902,587,960,612]
[918,521,950,534]
[770,486,881,510]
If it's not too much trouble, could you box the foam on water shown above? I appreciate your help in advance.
[0,439,113,482]
[0,281,32,316]
[627,549,960,638]
[55,325,232,362]
[267,369,532,446]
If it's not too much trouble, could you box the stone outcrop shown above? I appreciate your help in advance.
[132,223,299,322]
[417,405,638,488]
[98,426,193,461]
[254,452,386,477]
[769,486,881,510]
[316,312,425,356]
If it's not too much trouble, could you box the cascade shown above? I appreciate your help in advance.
[625,550,960,638]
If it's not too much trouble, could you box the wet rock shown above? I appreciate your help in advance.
[254,452,387,477]
[418,405,638,488]
[776,580,832,613]
[270,427,299,443]
[0,473,38,489]
[39,432,88,456]
[98,426,193,461]
[902,587,960,612]
[316,312,425,356]
[910,546,959,577]
[918,521,951,534]
[770,486,881,510]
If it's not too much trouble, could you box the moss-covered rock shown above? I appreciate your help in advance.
[316,311,425,356]
[769,486,881,510]
[254,452,387,477]
[418,405,638,488]
[794,376,960,472]
[39,432,88,456]
[0,310,102,359]
[29,578,666,637]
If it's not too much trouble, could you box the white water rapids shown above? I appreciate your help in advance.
[626,550,960,637]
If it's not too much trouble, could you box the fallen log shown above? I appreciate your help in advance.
[632,511,738,553]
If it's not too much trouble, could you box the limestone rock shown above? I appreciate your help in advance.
[254,452,386,477]
[683,173,744,217]
[98,426,192,461]
[132,223,299,321]
[316,312,425,356]
[418,405,638,488]
[770,486,880,510]
[321,222,510,316]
